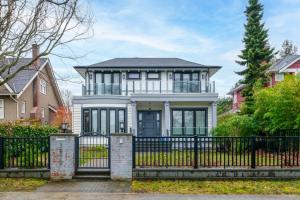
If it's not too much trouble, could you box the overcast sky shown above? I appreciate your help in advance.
[51,0,300,97]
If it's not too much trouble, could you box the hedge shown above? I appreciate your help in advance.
[0,123,58,137]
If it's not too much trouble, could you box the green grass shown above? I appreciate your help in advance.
[132,180,300,195]
[135,150,294,167]
[0,178,48,192]
[79,145,108,165]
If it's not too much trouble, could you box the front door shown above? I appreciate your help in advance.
[138,111,161,137]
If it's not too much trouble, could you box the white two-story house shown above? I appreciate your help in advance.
[72,58,221,137]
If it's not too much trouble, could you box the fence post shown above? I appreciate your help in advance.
[132,136,136,169]
[0,137,4,169]
[251,136,256,169]
[194,136,198,169]
[74,136,79,170]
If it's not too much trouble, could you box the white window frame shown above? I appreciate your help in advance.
[40,79,47,95]
[41,107,45,118]
[21,101,26,114]
[275,73,284,81]
[0,99,4,119]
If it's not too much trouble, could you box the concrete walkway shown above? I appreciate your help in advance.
[0,193,300,200]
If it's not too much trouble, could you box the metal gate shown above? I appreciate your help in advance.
[75,135,110,170]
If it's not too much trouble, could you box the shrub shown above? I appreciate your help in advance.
[254,74,300,133]
[214,114,259,136]
[0,122,58,137]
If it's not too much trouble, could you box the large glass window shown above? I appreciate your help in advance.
[127,72,140,79]
[173,72,200,93]
[118,110,125,132]
[91,109,98,134]
[172,109,207,136]
[172,110,183,135]
[83,109,90,133]
[109,110,116,134]
[82,108,126,135]
[100,110,107,135]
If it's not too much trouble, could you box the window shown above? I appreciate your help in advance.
[82,108,126,135]
[275,73,284,81]
[171,109,207,136]
[127,72,140,79]
[91,109,98,134]
[147,72,160,79]
[21,101,26,114]
[41,107,45,118]
[0,99,4,119]
[40,79,47,94]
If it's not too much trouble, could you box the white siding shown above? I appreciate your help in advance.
[207,105,212,135]
[72,104,82,135]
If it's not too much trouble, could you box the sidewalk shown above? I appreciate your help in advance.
[0,193,299,200]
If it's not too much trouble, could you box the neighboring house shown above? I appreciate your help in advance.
[228,55,300,112]
[0,45,64,124]
[72,58,221,137]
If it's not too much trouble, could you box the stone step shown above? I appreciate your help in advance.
[73,175,111,180]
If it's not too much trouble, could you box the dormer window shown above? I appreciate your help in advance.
[147,72,160,80]
[40,79,47,95]
[127,72,140,80]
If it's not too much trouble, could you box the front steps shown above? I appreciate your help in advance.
[73,169,110,180]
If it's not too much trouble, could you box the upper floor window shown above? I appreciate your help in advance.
[147,72,160,80]
[21,101,26,114]
[127,72,140,80]
[40,79,47,94]
[275,73,284,81]
[0,99,4,119]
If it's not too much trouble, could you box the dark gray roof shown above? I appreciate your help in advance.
[269,55,300,72]
[0,58,47,93]
[76,58,221,68]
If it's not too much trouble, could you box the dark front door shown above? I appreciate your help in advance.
[138,111,161,137]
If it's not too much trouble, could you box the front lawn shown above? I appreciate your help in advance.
[0,178,48,192]
[132,180,300,195]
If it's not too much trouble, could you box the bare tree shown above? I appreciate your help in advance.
[0,0,93,85]
[279,40,298,58]
[61,88,72,110]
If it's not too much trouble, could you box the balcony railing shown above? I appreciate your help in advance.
[82,81,215,96]
[82,83,121,95]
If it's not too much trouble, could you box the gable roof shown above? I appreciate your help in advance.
[227,84,246,95]
[268,55,300,72]
[0,58,48,94]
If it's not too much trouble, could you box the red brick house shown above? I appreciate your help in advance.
[228,55,300,112]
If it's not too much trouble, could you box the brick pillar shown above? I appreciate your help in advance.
[50,134,76,180]
[110,133,132,180]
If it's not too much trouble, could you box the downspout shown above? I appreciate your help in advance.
[10,95,19,119]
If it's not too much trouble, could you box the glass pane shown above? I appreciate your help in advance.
[83,110,90,133]
[182,74,190,92]
[104,74,112,94]
[138,113,143,121]
[172,110,182,135]
[128,72,140,79]
[184,111,194,135]
[91,110,98,134]
[191,73,199,92]
[118,110,125,132]
[174,73,181,92]
[113,73,120,94]
[110,110,116,134]
[196,110,206,135]
[148,73,159,79]
[100,110,107,135]
[95,73,102,94]
[192,73,199,80]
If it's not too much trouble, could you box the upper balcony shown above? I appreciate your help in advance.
[82,80,216,96]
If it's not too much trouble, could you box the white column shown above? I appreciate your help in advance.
[131,101,137,136]
[164,101,170,136]
[212,102,217,129]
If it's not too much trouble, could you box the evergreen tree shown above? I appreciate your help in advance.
[236,0,274,114]
[279,40,298,58]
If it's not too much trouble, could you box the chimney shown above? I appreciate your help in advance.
[32,44,40,69]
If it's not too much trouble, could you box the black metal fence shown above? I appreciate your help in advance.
[75,135,110,169]
[0,137,50,169]
[133,136,300,169]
